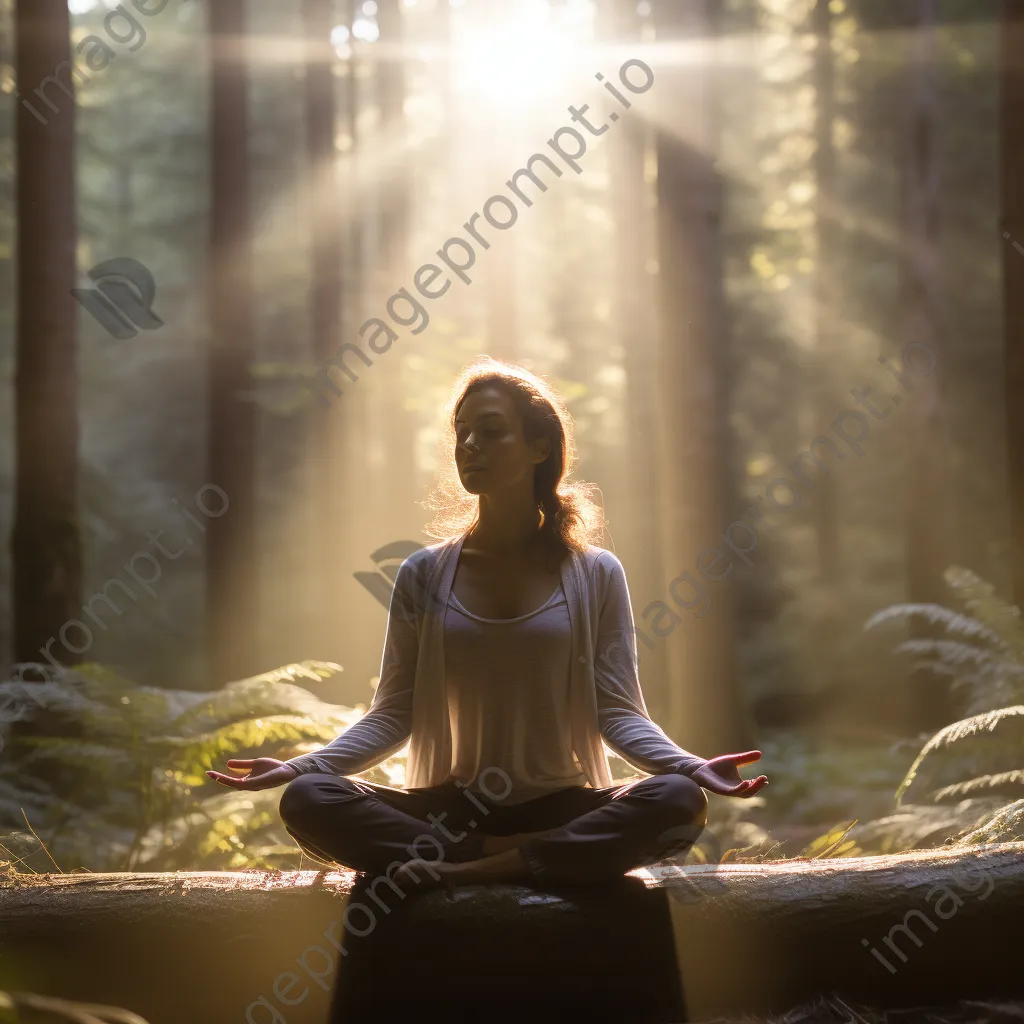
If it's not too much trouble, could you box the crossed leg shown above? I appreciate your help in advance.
[394,773,709,888]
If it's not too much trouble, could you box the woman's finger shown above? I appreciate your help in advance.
[706,778,748,796]
[727,750,763,767]
[226,759,253,768]
[206,771,250,789]
[737,777,768,797]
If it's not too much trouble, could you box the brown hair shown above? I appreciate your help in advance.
[422,357,605,555]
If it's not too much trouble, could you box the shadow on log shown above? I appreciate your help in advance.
[0,843,1021,1023]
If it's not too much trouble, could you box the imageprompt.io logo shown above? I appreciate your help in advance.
[72,257,164,339]
[354,540,426,610]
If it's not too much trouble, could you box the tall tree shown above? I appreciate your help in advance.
[371,0,419,535]
[652,0,752,754]
[1002,0,1024,610]
[808,0,849,700]
[333,0,382,691]
[599,0,672,720]
[207,0,259,683]
[376,0,408,277]
[901,0,950,728]
[812,0,840,585]
[302,0,346,657]
[12,0,81,667]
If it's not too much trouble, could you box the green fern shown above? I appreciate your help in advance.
[953,797,1024,845]
[864,602,1007,649]
[168,674,353,736]
[865,569,1024,851]
[0,660,379,872]
[894,705,1024,806]
[865,569,1024,716]
[152,715,346,776]
[944,566,1024,659]
[931,769,1024,803]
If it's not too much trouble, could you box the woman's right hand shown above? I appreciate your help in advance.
[206,757,299,791]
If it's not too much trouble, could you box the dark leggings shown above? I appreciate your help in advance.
[279,771,708,885]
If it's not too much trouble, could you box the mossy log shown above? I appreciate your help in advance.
[0,842,1021,1024]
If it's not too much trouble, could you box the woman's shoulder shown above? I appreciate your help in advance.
[399,536,458,577]
[579,544,626,580]
[389,537,460,617]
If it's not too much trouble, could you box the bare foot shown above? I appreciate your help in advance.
[392,848,534,891]
[481,830,553,856]
[441,847,531,884]
[391,858,456,891]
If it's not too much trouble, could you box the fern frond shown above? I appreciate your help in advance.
[864,604,1006,648]
[151,715,345,775]
[893,638,1002,669]
[930,770,1024,803]
[1,657,367,871]
[0,680,97,719]
[952,797,1024,845]
[169,677,358,736]
[72,662,138,691]
[852,797,1008,854]
[944,566,1024,656]
[7,738,136,772]
[132,788,283,869]
[0,674,216,742]
[896,705,1024,805]
[225,661,343,689]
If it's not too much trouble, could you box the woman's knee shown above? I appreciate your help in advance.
[279,773,357,829]
[651,773,709,826]
[640,775,708,862]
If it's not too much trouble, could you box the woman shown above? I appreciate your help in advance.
[207,359,767,889]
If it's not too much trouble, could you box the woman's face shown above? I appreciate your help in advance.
[454,384,551,496]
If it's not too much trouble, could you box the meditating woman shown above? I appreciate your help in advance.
[207,358,768,888]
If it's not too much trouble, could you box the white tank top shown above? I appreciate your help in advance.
[444,580,589,805]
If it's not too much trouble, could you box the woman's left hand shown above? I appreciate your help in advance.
[690,750,768,798]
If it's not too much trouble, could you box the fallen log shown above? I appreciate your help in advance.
[0,842,1021,1024]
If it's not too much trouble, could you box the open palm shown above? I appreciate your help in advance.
[205,757,298,792]
[691,750,768,798]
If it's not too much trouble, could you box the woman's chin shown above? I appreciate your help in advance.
[459,470,489,493]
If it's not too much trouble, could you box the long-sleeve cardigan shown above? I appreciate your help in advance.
[285,532,709,789]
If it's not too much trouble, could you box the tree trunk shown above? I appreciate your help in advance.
[207,0,260,684]
[2,843,1022,1023]
[335,0,379,692]
[901,0,950,729]
[373,0,419,538]
[375,0,408,278]
[599,0,671,722]
[812,0,840,586]
[807,0,852,704]
[303,0,346,661]
[652,0,751,755]
[12,0,81,670]
[1002,1,1024,611]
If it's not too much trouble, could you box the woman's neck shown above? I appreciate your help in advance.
[468,493,542,555]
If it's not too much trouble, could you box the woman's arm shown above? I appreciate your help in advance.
[283,557,421,777]
[592,551,709,778]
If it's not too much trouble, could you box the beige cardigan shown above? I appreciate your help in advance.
[286,533,708,789]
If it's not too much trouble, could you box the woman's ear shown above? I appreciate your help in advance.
[531,436,551,464]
